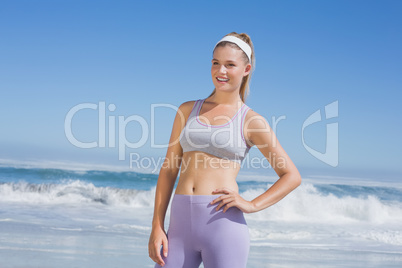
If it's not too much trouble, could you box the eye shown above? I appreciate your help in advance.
[212,62,219,65]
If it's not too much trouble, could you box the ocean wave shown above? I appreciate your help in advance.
[0,180,155,208]
[0,165,158,191]
[2,176,402,226]
[0,158,153,174]
[243,183,402,224]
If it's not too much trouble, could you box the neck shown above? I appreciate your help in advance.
[209,90,242,105]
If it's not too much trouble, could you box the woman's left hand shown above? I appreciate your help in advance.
[211,188,256,213]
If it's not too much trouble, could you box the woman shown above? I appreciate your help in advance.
[148,32,301,268]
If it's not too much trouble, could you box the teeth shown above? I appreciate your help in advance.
[217,77,229,82]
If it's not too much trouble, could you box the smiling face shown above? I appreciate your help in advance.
[211,45,251,94]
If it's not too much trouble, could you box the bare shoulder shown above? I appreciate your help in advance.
[167,101,197,147]
[173,100,197,127]
[243,108,272,147]
[178,100,196,114]
[244,108,270,130]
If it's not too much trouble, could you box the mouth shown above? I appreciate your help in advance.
[216,77,229,82]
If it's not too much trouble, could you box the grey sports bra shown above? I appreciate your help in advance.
[179,99,251,163]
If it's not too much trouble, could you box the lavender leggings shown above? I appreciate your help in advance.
[155,194,250,268]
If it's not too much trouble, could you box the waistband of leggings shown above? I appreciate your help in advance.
[173,194,224,204]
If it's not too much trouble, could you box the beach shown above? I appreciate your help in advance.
[1,161,402,267]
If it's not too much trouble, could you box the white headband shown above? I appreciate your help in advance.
[214,35,252,63]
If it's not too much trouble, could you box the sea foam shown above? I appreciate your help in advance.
[242,183,402,224]
[0,180,156,208]
[1,179,402,226]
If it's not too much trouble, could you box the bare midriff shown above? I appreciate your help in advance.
[175,151,241,195]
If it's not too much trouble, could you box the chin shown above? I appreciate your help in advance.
[215,86,237,94]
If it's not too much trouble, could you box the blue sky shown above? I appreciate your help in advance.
[0,0,401,178]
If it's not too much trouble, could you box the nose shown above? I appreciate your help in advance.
[218,64,227,74]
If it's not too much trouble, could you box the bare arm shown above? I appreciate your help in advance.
[148,101,193,266]
[151,157,181,229]
[246,111,301,212]
[212,110,301,213]
[151,101,194,227]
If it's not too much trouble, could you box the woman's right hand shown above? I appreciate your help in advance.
[148,226,168,266]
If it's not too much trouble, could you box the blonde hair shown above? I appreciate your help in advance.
[209,32,255,102]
